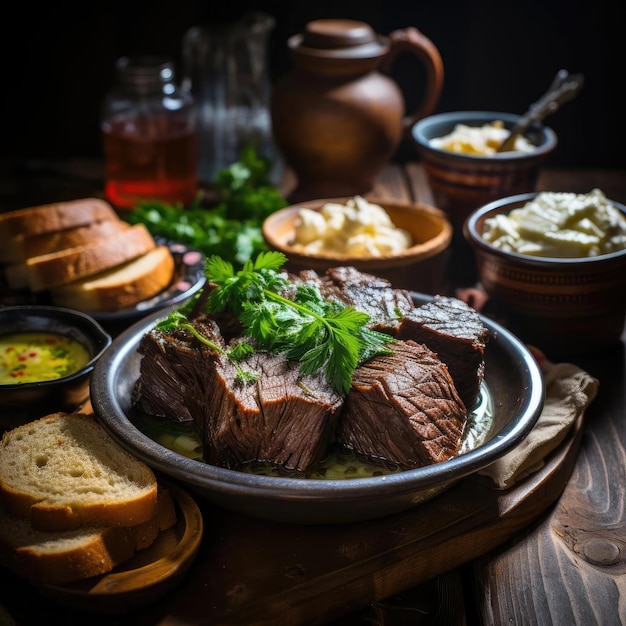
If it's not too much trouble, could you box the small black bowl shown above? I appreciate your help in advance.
[0,305,112,430]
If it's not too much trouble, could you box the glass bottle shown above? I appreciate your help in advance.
[101,56,198,211]
[182,12,278,184]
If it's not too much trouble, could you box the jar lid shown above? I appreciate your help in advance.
[288,19,389,60]
[116,56,176,87]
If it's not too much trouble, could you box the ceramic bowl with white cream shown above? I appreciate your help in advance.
[464,189,626,357]
[412,111,558,232]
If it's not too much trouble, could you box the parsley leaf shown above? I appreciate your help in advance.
[199,251,393,395]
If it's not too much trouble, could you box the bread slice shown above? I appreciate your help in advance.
[0,487,177,585]
[5,223,157,292]
[0,218,129,264]
[0,198,117,242]
[50,245,176,312]
[0,413,159,532]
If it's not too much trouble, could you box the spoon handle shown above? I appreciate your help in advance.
[497,69,585,152]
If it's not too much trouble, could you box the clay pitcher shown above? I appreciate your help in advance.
[270,19,444,201]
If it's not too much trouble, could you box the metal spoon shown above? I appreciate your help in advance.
[496,69,585,152]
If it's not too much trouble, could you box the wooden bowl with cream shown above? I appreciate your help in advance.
[262,196,453,294]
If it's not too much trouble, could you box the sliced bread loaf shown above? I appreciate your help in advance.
[0,218,129,264]
[5,223,157,292]
[0,487,176,585]
[0,198,118,243]
[0,413,159,532]
[50,245,175,312]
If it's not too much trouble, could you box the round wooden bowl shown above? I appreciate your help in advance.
[262,198,453,294]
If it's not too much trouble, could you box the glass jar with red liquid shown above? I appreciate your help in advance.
[101,56,198,211]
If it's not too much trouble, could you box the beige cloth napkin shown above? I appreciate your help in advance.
[478,356,599,489]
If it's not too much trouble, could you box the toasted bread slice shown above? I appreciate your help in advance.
[50,245,175,312]
[0,218,129,264]
[0,487,177,585]
[5,223,157,292]
[0,198,117,242]
[0,413,158,532]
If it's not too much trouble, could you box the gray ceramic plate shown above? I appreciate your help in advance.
[90,294,544,525]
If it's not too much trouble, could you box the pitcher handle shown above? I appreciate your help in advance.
[380,27,444,137]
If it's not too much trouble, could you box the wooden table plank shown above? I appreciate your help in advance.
[468,342,626,626]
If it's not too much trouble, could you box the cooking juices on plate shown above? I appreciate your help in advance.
[101,56,198,211]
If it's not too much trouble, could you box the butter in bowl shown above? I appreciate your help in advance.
[262,195,453,294]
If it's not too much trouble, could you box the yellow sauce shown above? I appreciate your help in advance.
[0,332,91,384]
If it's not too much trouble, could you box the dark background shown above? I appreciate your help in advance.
[2,0,624,169]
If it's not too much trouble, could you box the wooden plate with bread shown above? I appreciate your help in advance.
[0,412,203,611]
[0,198,206,320]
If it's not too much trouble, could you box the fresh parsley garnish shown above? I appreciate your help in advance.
[155,312,260,384]
[159,251,393,395]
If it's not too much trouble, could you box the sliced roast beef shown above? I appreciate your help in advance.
[131,315,223,423]
[132,268,489,476]
[338,339,467,469]
[398,296,488,409]
[134,316,344,473]
[295,266,415,336]
[204,345,344,473]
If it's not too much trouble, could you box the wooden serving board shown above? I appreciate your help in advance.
[170,415,582,626]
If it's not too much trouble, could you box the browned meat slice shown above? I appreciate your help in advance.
[295,266,415,336]
[204,347,344,473]
[398,296,488,409]
[134,317,343,473]
[132,315,223,423]
[338,339,468,469]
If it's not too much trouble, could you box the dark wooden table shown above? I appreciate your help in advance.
[1,159,625,625]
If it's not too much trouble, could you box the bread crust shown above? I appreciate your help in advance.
[0,198,117,240]
[0,488,177,585]
[50,245,176,311]
[0,413,159,532]
[5,223,157,292]
[0,219,128,264]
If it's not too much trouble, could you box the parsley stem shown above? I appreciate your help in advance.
[173,321,259,384]
[178,322,225,355]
